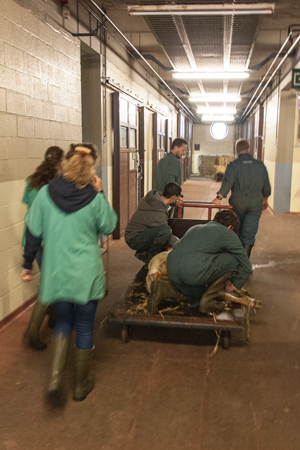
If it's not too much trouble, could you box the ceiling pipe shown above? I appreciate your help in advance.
[80,0,197,122]
[133,53,173,71]
[248,52,286,71]
[240,31,300,121]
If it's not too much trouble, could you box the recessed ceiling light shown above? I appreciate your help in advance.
[197,107,237,114]
[128,3,275,16]
[190,96,241,103]
[202,115,235,122]
[173,72,249,80]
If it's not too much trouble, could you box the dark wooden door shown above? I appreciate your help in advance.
[113,92,138,239]
[138,107,145,200]
[152,112,167,187]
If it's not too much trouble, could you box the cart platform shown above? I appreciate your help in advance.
[107,265,244,350]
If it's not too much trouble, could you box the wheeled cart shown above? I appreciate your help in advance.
[108,202,250,350]
[108,265,244,350]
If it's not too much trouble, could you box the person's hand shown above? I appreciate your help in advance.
[93,175,102,193]
[176,198,184,208]
[225,280,235,292]
[262,198,268,210]
[212,197,221,205]
[21,269,33,281]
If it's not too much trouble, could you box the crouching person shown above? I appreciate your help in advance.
[125,183,182,266]
[21,144,117,407]
[149,209,252,314]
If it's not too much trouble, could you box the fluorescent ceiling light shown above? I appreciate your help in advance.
[197,107,236,114]
[202,115,235,122]
[173,72,249,80]
[128,3,275,15]
[190,96,241,103]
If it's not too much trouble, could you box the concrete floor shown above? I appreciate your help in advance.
[1,179,300,450]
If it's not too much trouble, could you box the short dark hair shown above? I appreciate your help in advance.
[162,182,182,198]
[213,209,239,234]
[235,138,249,154]
[171,138,187,150]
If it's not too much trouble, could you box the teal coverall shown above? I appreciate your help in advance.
[218,153,271,246]
[167,221,252,299]
[154,152,181,192]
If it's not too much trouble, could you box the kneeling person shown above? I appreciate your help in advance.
[149,209,252,314]
[125,183,181,265]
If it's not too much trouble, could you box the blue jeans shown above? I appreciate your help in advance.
[53,300,98,350]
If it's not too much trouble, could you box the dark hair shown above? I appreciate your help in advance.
[171,138,187,150]
[28,146,64,190]
[235,138,249,154]
[213,209,239,234]
[162,182,182,198]
[65,143,98,162]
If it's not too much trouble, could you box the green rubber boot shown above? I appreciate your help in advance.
[199,272,232,314]
[73,347,95,402]
[23,301,48,350]
[147,279,192,314]
[46,333,70,408]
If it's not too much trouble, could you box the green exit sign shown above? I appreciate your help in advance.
[292,69,300,89]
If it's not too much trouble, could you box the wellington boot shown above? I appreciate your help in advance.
[46,333,70,408]
[243,243,253,258]
[73,347,94,402]
[46,305,56,328]
[199,272,232,314]
[147,279,192,314]
[22,301,48,350]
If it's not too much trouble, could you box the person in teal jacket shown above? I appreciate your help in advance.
[212,138,271,257]
[22,146,64,350]
[154,138,186,217]
[21,144,117,407]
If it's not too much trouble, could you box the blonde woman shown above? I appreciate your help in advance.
[21,143,117,406]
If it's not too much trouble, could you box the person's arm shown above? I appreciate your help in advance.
[262,166,271,199]
[220,229,252,289]
[22,179,30,205]
[164,161,181,186]
[21,228,42,280]
[212,163,235,203]
[21,190,44,281]
[94,190,118,236]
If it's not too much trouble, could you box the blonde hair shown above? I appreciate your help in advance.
[64,153,95,188]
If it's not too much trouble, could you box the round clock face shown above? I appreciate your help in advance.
[210,122,229,140]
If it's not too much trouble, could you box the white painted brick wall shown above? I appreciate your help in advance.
[0,0,82,320]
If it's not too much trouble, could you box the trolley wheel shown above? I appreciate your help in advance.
[221,331,230,350]
[121,324,130,343]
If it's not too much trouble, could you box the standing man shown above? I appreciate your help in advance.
[154,138,187,216]
[212,138,271,257]
[154,138,187,192]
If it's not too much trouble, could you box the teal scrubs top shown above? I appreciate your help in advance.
[26,185,118,305]
[22,179,39,246]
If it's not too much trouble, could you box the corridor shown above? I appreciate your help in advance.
[1,178,300,450]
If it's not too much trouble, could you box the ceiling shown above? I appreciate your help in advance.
[99,0,300,122]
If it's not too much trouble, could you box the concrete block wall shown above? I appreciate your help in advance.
[0,0,82,321]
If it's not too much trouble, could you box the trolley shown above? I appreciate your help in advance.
[108,202,249,350]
